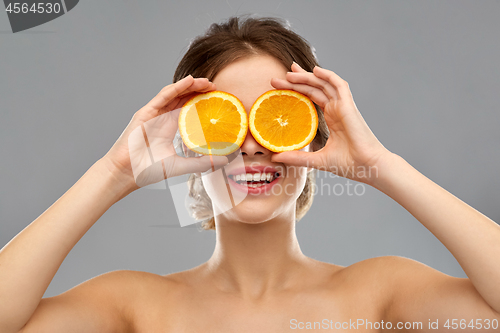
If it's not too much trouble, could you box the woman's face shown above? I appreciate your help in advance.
[201,54,311,225]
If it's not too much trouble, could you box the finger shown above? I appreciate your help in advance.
[166,83,216,112]
[290,63,339,101]
[291,62,308,73]
[271,150,323,169]
[135,154,227,187]
[145,77,214,115]
[164,97,188,113]
[160,93,199,114]
[312,66,352,100]
[178,78,215,98]
[159,97,182,114]
[145,75,195,112]
[271,77,330,107]
[202,81,217,90]
[270,77,293,90]
[198,84,217,92]
[157,96,184,114]
[176,81,216,100]
[286,71,338,100]
[173,155,229,175]
[173,79,216,102]
[152,80,216,115]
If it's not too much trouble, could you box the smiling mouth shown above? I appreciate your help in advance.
[227,172,281,188]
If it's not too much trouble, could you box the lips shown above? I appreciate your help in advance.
[226,165,283,195]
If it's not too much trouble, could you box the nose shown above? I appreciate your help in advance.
[239,131,271,157]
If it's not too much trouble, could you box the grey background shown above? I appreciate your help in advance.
[1,1,499,298]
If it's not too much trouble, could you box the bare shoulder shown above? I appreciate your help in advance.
[88,268,187,293]
[329,256,451,306]
[349,254,464,288]
[20,269,178,333]
[336,256,494,321]
[96,269,189,315]
[337,255,447,279]
[70,269,181,299]
[333,254,459,291]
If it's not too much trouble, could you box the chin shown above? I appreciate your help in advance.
[224,200,291,225]
[235,212,277,225]
[205,172,306,224]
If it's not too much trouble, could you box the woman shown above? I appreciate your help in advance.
[1,16,499,333]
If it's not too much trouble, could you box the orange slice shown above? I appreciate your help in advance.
[179,91,248,156]
[249,90,318,152]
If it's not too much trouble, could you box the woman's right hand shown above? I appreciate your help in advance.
[101,75,228,195]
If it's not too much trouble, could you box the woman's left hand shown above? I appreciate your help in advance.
[270,63,391,185]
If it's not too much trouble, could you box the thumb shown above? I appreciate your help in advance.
[179,155,229,175]
[271,150,319,169]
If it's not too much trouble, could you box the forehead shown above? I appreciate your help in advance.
[212,55,288,111]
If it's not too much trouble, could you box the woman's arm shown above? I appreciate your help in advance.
[373,152,500,322]
[271,63,500,322]
[0,76,224,333]
[0,160,130,333]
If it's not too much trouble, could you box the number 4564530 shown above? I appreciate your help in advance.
[5,2,62,14]
[443,318,499,330]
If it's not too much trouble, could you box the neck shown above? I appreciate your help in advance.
[205,211,310,299]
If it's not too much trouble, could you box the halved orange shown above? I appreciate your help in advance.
[249,90,318,152]
[179,91,248,156]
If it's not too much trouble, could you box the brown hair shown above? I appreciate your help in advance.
[173,15,329,230]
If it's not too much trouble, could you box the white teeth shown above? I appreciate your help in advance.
[231,172,278,185]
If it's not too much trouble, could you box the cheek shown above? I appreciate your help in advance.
[200,155,248,215]
[283,166,308,200]
[201,171,229,215]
